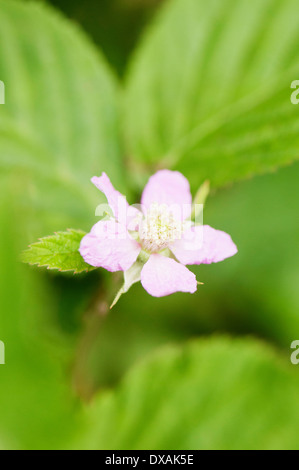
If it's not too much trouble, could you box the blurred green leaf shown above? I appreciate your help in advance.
[0,179,83,450]
[0,0,125,237]
[125,0,299,189]
[197,159,299,346]
[75,336,299,450]
[21,229,95,273]
[0,0,125,449]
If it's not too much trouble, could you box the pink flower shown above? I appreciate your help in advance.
[80,170,237,300]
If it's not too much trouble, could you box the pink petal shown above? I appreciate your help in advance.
[79,220,141,272]
[170,225,238,265]
[141,254,197,297]
[141,170,192,220]
[92,173,139,227]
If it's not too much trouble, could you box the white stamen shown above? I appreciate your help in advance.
[139,203,183,253]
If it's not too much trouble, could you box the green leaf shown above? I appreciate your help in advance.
[0,1,125,448]
[125,0,299,190]
[197,159,299,346]
[0,183,83,449]
[0,0,125,237]
[74,337,299,450]
[21,229,94,274]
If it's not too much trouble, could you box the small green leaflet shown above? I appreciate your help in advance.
[21,229,95,274]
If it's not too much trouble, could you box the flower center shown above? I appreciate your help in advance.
[139,203,183,253]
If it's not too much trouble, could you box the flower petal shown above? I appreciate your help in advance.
[92,172,139,227]
[141,254,197,297]
[141,170,192,220]
[170,225,238,265]
[79,220,141,272]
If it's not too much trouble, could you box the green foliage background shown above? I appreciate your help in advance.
[1,0,299,449]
